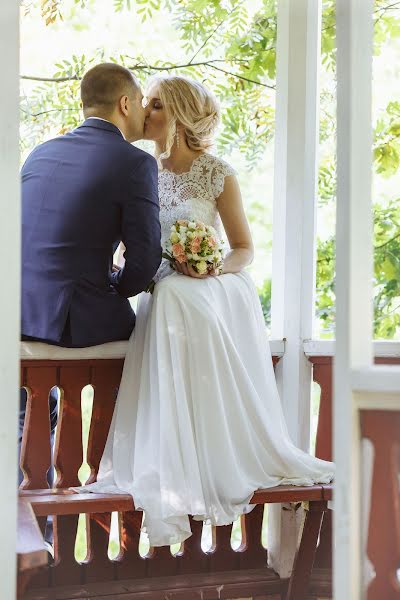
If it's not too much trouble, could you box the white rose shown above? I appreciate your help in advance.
[188,221,197,229]
[197,260,208,274]
[170,232,180,244]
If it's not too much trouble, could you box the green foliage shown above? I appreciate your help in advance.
[374,101,400,177]
[316,238,336,337]
[21,0,400,339]
[257,278,271,330]
[21,0,277,162]
[373,200,400,338]
[314,1,400,339]
[316,198,400,339]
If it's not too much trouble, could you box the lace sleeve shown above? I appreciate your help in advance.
[210,158,237,199]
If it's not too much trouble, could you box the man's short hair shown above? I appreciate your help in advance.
[80,63,139,116]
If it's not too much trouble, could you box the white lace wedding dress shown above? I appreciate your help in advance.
[77,153,334,547]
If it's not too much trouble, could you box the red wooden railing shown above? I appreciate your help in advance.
[19,350,400,599]
[309,355,400,600]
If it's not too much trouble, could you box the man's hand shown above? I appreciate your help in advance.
[112,264,122,273]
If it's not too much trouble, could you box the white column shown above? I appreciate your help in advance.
[0,1,20,598]
[268,0,321,578]
[271,0,321,450]
[335,0,374,598]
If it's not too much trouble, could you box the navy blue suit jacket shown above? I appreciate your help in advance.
[21,118,162,347]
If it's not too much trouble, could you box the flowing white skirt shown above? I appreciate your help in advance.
[76,271,334,546]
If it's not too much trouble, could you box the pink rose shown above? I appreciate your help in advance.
[190,237,202,253]
[172,243,185,257]
[177,220,188,226]
[208,236,217,248]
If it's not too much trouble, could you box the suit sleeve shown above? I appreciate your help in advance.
[110,153,162,297]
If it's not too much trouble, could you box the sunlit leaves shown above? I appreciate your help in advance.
[373,199,400,338]
[40,0,63,24]
[135,0,165,21]
[21,0,400,337]
[258,278,272,329]
[374,0,400,52]
[316,199,400,338]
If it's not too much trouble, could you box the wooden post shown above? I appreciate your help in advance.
[0,1,20,598]
[335,0,374,598]
[269,0,322,578]
[271,0,321,451]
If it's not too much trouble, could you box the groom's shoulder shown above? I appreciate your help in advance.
[119,144,158,172]
[21,136,60,167]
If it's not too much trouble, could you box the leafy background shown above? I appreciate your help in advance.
[20,0,400,339]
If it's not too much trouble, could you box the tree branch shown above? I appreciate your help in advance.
[21,107,79,117]
[21,58,274,89]
[323,1,400,33]
[189,0,247,65]
[374,1,400,25]
[207,63,275,89]
[21,74,80,82]
[375,231,400,249]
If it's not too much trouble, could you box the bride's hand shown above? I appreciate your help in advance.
[174,261,218,278]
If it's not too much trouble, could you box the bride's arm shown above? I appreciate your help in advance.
[217,175,254,274]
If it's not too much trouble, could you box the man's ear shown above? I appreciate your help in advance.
[119,95,129,117]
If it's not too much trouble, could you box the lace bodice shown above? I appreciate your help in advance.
[155,153,236,281]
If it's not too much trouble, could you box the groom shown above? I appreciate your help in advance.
[20,63,162,487]
[22,62,161,346]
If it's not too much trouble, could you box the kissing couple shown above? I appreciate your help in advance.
[21,62,334,548]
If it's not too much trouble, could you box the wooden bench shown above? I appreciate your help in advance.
[18,342,333,600]
[17,497,48,598]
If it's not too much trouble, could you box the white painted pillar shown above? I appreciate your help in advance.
[335,0,374,598]
[271,0,321,451]
[268,0,321,578]
[0,1,20,598]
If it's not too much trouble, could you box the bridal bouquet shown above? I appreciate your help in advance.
[163,220,224,275]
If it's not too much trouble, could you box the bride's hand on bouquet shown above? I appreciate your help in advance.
[174,261,219,279]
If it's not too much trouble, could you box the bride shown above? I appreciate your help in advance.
[78,76,334,547]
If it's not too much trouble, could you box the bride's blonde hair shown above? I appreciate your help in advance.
[148,75,220,164]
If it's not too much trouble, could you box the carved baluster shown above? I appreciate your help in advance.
[178,517,208,574]
[115,510,147,580]
[86,361,123,483]
[84,512,113,583]
[238,505,266,569]
[361,409,400,600]
[20,365,56,590]
[147,544,177,578]
[20,364,57,490]
[52,363,89,587]
[312,357,333,462]
[310,356,333,570]
[208,523,238,571]
[84,361,123,582]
